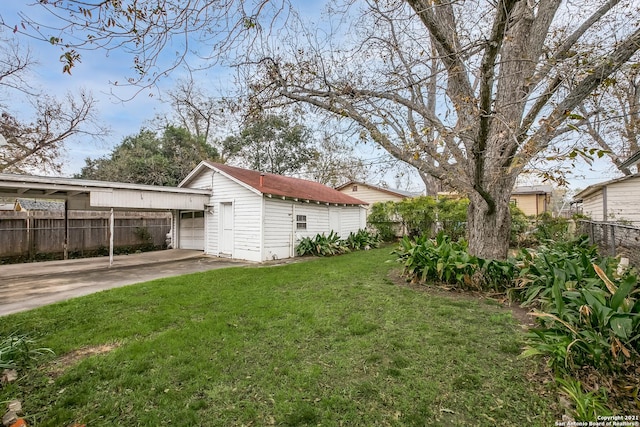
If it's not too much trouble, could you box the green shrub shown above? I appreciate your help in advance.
[396,196,437,237]
[369,196,528,245]
[510,204,530,247]
[437,197,468,241]
[532,212,571,243]
[367,201,398,241]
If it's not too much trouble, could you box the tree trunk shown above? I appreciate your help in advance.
[419,171,441,196]
[466,183,513,260]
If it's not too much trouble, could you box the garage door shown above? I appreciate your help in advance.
[179,211,205,250]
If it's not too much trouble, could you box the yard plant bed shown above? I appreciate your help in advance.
[0,248,558,426]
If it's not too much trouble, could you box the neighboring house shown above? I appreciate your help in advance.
[510,185,552,216]
[335,181,415,215]
[574,174,640,226]
[14,198,65,213]
[178,162,368,262]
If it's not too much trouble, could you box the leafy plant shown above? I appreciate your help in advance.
[555,377,611,421]
[392,233,516,291]
[0,333,54,370]
[520,248,640,374]
[511,236,600,306]
[296,230,379,257]
[344,229,381,251]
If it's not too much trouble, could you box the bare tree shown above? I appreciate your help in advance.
[303,133,371,187]
[0,35,105,174]
[15,0,640,258]
[156,78,245,162]
[0,90,103,174]
[245,0,640,258]
[578,64,640,174]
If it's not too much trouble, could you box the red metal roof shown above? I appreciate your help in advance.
[205,161,367,205]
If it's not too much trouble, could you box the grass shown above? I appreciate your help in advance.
[0,248,558,426]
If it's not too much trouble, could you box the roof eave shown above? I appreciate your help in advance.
[263,193,367,206]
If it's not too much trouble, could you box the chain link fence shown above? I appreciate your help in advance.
[577,220,640,269]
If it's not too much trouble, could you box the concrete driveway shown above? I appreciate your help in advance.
[0,250,250,316]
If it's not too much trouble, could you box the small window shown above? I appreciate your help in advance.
[352,185,358,192]
[510,199,517,206]
[296,214,307,230]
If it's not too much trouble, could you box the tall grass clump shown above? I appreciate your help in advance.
[1,333,53,370]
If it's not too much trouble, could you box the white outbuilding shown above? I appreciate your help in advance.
[574,173,640,226]
[177,161,368,262]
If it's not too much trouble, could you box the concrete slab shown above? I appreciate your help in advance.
[0,250,250,316]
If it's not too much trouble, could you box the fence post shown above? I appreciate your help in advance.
[27,214,35,260]
[64,200,69,260]
[610,223,616,257]
[109,208,114,267]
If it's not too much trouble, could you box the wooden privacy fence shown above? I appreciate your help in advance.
[0,211,171,260]
[578,220,640,269]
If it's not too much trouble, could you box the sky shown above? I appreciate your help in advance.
[0,1,629,193]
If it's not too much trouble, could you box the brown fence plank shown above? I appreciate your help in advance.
[0,211,171,259]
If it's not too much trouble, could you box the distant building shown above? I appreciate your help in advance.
[14,198,65,212]
[510,185,552,216]
[335,181,416,216]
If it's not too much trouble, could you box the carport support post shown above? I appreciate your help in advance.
[109,208,114,267]
[63,199,69,260]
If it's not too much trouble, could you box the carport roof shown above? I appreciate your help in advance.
[0,173,210,210]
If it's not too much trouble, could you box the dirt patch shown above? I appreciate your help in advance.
[47,343,120,377]
[387,269,535,328]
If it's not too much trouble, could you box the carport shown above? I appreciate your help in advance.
[0,174,210,265]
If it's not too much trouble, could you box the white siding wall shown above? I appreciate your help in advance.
[581,178,640,226]
[263,198,294,260]
[582,191,604,221]
[188,172,214,190]
[603,180,640,225]
[295,203,331,239]
[339,207,365,236]
[212,171,263,262]
[183,168,263,262]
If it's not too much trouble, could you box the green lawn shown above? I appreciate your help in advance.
[1,248,558,426]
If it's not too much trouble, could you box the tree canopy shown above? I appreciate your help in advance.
[77,126,219,186]
[14,0,640,259]
[222,114,315,175]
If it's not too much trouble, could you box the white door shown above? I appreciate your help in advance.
[179,211,205,250]
[219,202,234,256]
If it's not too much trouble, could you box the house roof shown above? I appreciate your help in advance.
[335,181,417,198]
[512,185,553,195]
[16,198,65,211]
[182,161,367,205]
[619,149,640,169]
[574,173,640,200]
